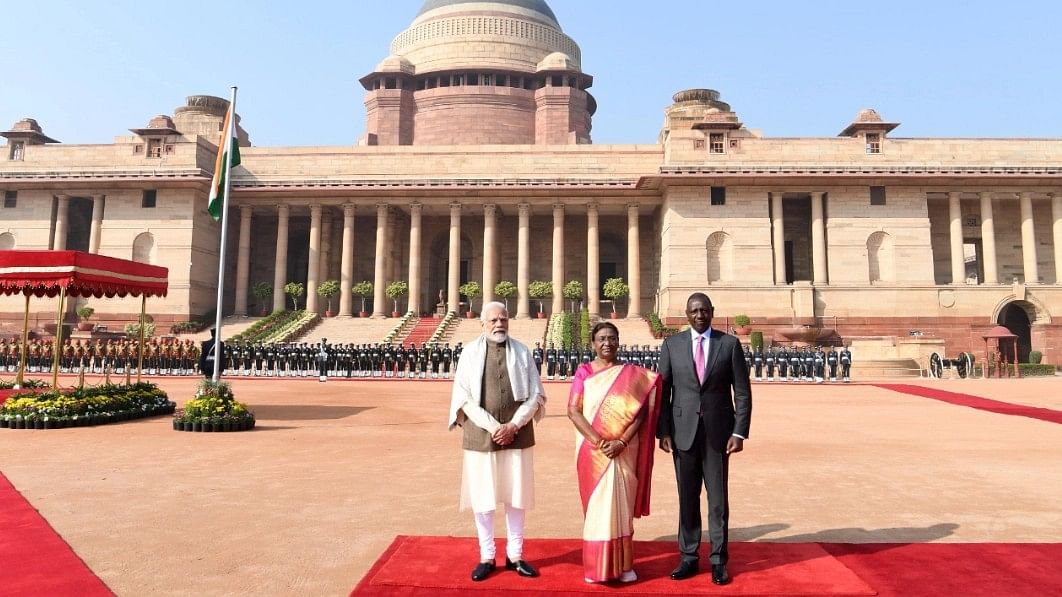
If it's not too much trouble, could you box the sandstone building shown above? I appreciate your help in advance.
[2,0,1060,363]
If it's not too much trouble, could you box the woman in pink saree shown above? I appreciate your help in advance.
[568,322,662,583]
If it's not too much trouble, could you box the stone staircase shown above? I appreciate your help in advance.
[295,317,406,345]
[603,317,659,348]
[401,317,441,346]
[184,316,264,342]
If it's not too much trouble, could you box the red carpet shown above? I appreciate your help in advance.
[874,384,1062,425]
[0,471,112,596]
[352,536,1062,596]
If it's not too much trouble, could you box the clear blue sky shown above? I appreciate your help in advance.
[3,0,1060,147]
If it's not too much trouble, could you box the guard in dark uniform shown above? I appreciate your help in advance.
[743,344,752,372]
[383,344,395,378]
[814,346,826,383]
[581,344,593,365]
[776,346,788,381]
[557,346,569,380]
[198,329,223,379]
[316,339,330,382]
[827,346,839,382]
[765,348,776,382]
[430,343,442,379]
[441,343,453,379]
[803,348,815,382]
[418,343,429,379]
[545,343,557,380]
[753,346,764,381]
[840,346,852,382]
[788,349,800,382]
[532,342,544,376]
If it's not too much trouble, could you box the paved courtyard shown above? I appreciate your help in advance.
[1,375,1060,595]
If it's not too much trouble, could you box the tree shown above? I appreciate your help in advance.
[284,282,305,311]
[562,280,583,312]
[459,281,482,315]
[602,277,629,316]
[252,282,273,314]
[385,280,409,314]
[75,305,95,321]
[317,280,340,314]
[528,280,552,314]
[494,280,517,311]
[352,280,374,314]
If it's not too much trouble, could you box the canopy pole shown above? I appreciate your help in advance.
[136,295,147,384]
[51,286,66,389]
[14,292,30,390]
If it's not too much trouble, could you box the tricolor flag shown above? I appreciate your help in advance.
[207,104,241,221]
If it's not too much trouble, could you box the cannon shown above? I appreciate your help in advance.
[928,352,974,379]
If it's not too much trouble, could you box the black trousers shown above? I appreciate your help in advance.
[673,419,730,566]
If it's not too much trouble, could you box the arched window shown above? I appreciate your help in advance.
[0,232,15,250]
[132,232,156,264]
[867,231,894,283]
[706,231,733,283]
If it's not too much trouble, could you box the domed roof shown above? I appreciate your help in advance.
[416,0,557,23]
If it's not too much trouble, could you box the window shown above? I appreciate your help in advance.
[870,186,886,206]
[481,74,493,86]
[710,186,726,206]
[133,144,144,154]
[164,144,175,155]
[146,138,162,158]
[142,190,157,208]
[3,191,16,208]
[551,75,563,87]
[709,133,725,154]
[9,141,24,160]
[866,133,882,154]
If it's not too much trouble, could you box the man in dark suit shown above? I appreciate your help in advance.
[198,328,224,380]
[657,292,752,586]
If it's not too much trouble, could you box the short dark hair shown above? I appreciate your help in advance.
[686,292,713,309]
[591,321,619,340]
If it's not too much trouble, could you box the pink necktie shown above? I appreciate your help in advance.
[695,335,705,384]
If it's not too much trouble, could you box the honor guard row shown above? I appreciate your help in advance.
[1,337,202,376]
[532,342,662,380]
[742,344,852,383]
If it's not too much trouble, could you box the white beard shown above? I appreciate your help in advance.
[488,331,508,344]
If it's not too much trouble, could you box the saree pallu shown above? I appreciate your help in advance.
[569,363,662,582]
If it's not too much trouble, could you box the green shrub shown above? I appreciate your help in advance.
[1019,363,1055,377]
[734,314,751,327]
[1028,351,1042,364]
[579,307,591,347]
[750,331,764,351]
[352,281,373,313]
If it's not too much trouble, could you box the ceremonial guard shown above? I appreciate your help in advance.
[743,344,752,372]
[545,342,557,380]
[430,343,443,379]
[581,344,593,365]
[752,345,764,381]
[418,343,430,379]
[442,343,454,379]
[316,339,330,382]
[788,348,800,382]
[394,343,407,378]
[827,346,839,382]
[454,342,463,368]
[813,346,826,383]
[803,348,815,382]
[381,343,394,378]
[557,346,569,380]
[840,346,852,382]
[532,342,544,376]
[776,346,788,381]
[765,347,775,382]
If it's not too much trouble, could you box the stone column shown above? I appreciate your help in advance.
[339,204,355,317]
[948,192,965,284]
[551,203,565,315]
[372,204,389,317]
[234,205,253,316]
[587,203,600,318]
[306,204,322,313]
[811,192,827,285]
[772,192,786,284]
[517,203,531,318]
[53,194,70,250]
[483,204,497,305]
[627,204,641,318]
[448,203,462,314]
[1052,192,1062,285]
[320,209,333,289]
[89,195,104,253]
[1020,192,1039,283]
[273,204,290,311]
[408,203,423,315]
[979,192,998,284]
[384,210,396,285]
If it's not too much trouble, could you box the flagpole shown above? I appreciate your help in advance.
[212,86,238,383]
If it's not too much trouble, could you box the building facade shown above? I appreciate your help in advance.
[2,0,1061,362]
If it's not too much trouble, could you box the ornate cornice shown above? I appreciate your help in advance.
[657,165,1062,177]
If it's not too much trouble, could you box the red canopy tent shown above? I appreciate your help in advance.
[0,250,168,389]
[982,325,1020,379]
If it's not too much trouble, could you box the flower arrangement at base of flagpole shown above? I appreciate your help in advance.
[172,379,255,432]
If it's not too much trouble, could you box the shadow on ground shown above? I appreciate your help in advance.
[653,522,959,544]
[249,405,375,421]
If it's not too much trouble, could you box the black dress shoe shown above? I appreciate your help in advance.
[670,560,699,580]
[711,563,731,585]
[471,561,496,582]
[505,558,540,577]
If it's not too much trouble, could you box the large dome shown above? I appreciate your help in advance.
[392,0,579,73]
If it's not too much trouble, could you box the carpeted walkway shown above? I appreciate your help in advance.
[874,384,1062,425]
[0,471,112,597]
[352,536,1062,596]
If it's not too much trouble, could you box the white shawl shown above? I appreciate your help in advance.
[447,334,546,431]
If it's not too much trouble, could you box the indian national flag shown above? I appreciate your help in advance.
[207,104,241,221]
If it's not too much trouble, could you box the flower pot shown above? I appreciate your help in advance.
[183,421,194,432]
[172,419,180,431]
[77,322,95,332]
[325,311,335,318]
[536,312,546,319]
[15,419,26,429]
[192,421,202,432]
[391,311,401,318]
[34,419,44,429]
[465,311,477,319]
[611,312,621,319]
[734,325,751,335]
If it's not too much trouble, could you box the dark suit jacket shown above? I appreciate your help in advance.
[198,338,224,378]
[656,329,752,452]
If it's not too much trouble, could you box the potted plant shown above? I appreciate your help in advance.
[317,279,340,317]
[252,282,273,316]
[563,280,583,313]
[352,281,373,317]
[385,280,409,318]
[602,277,629,319]
[284,282,305,311]
[529,280,552,319]
[734,314,751,335]
[494,280,516,311]
[75,305,95,331]
[459,281,482,318]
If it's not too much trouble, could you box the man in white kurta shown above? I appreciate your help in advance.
[448,302,545,582]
